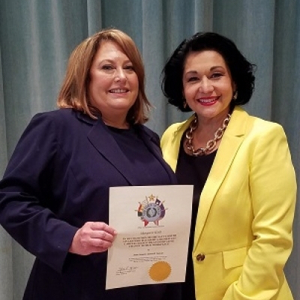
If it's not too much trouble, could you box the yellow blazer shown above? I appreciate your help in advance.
[161,106,297,300]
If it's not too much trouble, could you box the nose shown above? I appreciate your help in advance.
[199,76,213,93]
[114,68,127,82]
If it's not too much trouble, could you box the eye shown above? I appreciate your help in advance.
[102,65,114,70]
[210,72,223,79]
[186,76,198,82]
[124,65,135,72]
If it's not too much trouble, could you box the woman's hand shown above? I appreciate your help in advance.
[69,222,117,255]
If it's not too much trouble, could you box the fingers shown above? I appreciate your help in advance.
[69,222,117,256]
[90,222,117,237]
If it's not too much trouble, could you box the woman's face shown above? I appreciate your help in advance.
[89,41,139,125]
[182,50,235,122]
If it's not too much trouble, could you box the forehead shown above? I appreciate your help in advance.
[93,40,128,61]
[184,50,227,70]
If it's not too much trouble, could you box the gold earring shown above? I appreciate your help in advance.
[183,99,187,108]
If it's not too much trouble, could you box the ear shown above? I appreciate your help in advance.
[232,82,237,92]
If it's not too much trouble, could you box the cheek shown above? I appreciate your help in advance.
[91,77,110,93]
[88,83,97,100]
[131,75,139,89]
[130,78,139,99]
[88,81,106,103]
[222,79,234,91]
[224,84,234,97]
[183,86,196,100]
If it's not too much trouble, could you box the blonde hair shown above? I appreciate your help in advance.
[57,28,151,124]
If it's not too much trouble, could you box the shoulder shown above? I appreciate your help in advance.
[231,106,286,138]
[16,109,96,149]
[30,108,77,123]
[161,116,193,144]
[230,108,291,162]
[248,115,286,140]
[28,109,95,131]
[27,108,72,128]
[163,122,184,135]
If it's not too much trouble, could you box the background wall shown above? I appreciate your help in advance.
[0,0,299,299]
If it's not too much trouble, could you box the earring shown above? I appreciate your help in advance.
[233,91,238,100]
[183,99,187,109]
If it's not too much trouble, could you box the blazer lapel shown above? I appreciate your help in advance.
[193,107,250,247]
[85,117,138,185]
[83,114,174,185]
[137,126,178,184]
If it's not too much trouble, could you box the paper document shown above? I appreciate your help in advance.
[106,185,193,289]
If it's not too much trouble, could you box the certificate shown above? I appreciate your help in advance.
[106,185,193,289]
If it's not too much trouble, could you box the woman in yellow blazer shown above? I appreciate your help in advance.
[160,32,296,300]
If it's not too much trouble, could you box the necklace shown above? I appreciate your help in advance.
[184,113,231,156]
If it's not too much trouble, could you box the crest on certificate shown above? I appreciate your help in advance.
[136,194,167,226]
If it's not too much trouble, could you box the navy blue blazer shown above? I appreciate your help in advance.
[0,109,180,300]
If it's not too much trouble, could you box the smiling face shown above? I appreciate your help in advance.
[182,50,235,123]
[88,41,139,127]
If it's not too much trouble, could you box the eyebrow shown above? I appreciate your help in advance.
[185,66,224,73]
[184,65,225,76]
[97,58,132,64]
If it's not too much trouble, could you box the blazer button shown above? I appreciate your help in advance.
[196,253,205,261]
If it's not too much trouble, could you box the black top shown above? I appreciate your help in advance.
[108,126,171,185]
[176,139,216,300]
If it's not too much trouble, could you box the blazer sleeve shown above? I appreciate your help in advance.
[0,113,78,273]
[223,123,297,299]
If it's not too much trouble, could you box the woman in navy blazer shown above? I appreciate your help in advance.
[0,29,179,300]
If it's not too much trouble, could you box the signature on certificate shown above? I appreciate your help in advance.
[116,266,138,276]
